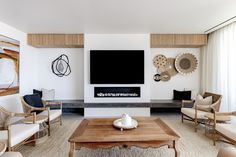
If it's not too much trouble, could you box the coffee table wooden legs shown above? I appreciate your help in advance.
[69,142,75,157]
[173,141,180,157]
[68,142,180,157]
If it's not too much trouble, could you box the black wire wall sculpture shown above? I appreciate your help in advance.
[51,54,71,77]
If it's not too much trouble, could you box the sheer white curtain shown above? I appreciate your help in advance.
[201,22,236,111]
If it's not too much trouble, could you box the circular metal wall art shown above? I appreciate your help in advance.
[153,55,167,72]
[51,54,71,77]
[175,53,198,75]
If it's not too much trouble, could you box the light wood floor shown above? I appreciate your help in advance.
[18,113,230,157]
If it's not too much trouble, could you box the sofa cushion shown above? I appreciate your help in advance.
[0,123,39,147]
[38,109,62,121]
[181,108,209,119]
[216,123,236,141]
[23,94,44,108]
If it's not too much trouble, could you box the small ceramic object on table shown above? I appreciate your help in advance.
[113,113,138,131]
[121,113,132,126]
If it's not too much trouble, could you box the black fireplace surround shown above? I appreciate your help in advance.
[94,87,140,98]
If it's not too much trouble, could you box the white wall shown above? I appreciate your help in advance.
[150,48,201,100]
[36,49,84,99]
[0,20,201,115]
[84,34,151,103]
[0,21,38,112]
[0,21,84,113]
[0,19,84,115]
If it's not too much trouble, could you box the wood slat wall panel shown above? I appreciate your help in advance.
[27,34,84,48]
[151,34,207,48]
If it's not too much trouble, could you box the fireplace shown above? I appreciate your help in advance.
[94,87,140,98]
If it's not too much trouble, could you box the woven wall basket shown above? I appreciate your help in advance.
[175,53,198,75]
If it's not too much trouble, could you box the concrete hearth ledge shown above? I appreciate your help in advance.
[49,99,182,108]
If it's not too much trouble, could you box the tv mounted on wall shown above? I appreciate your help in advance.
[90,50,144,84]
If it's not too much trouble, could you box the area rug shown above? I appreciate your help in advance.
[19,114,230,157]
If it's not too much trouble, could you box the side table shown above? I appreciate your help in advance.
[23,115,48,144]
[204,113,231,138]
[0,141,6,156]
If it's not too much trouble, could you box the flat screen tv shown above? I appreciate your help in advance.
[90,50,144,84]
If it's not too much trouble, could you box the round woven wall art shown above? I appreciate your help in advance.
[175,53,198,75]
[153,72,171,82]
[164,58,178,76]
[160,71,171,81]
[153,55,167,72]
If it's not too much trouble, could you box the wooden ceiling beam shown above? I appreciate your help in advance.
[27,34,84,48]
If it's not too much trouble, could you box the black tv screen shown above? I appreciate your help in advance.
[90,50,144,84]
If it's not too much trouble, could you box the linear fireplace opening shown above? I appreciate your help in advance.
[94,87,140,98]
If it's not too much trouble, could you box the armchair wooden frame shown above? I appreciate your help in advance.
[20,97,62,136]
[0,106,37,151]
[181,92,222,132]
[213,111,236,146]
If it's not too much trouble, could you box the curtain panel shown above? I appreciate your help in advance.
[201,22,236,111]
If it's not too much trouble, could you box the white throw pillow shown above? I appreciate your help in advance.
[193,94,213,111]
[42,88,55,101]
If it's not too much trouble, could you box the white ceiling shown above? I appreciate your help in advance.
[0,0,236,34]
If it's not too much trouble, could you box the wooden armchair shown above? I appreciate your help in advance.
[21,96,62,136]
[0,106,39,151]
[181,92,222,132]
[213,111,236,146]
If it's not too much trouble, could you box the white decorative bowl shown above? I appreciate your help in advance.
[113,118,138,131]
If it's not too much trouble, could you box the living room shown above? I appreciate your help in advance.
[0,0,236,157]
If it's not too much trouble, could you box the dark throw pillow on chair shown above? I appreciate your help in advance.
[23,93,44,108]
[33,89,43,98]
[173,90,191,100]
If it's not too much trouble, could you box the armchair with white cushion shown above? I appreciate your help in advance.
[0,106,39,151]
[181,92,222,132]
[20,95,62,136]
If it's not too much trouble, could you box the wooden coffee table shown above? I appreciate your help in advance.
[68,117,180,157]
